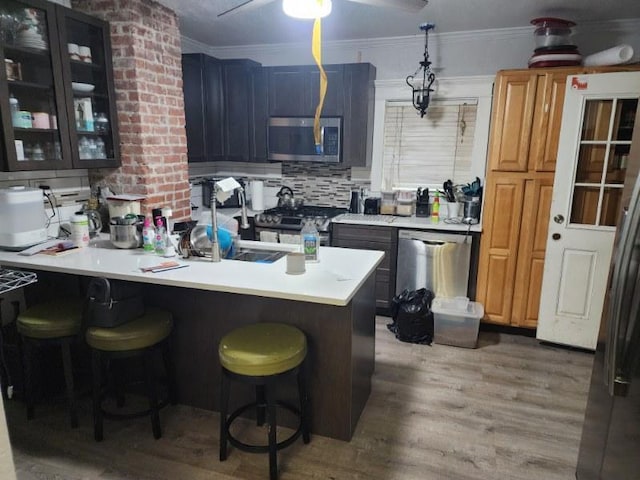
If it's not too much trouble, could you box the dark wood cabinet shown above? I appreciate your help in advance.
[222,59,267,162]
[182,53,224,162]
[0,0,119,171]
[267,64,344,117]
[332,222,397,312]
[342,63,375,167]
[182,54,266,163]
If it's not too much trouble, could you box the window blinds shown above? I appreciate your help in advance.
[381,102,477,189]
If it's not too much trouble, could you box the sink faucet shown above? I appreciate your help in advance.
[210,178,250,262]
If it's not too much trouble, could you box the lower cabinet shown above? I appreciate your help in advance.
[331,223,397,312]
[475,172,554,328]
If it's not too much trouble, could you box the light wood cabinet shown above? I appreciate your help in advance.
[479,68,569,327]
[488,71,569,173]
[479,66,639,328]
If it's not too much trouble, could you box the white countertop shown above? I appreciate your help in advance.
[0,237,384,307]
[332,213,482,233]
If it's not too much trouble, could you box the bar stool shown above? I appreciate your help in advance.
[16,297,84,428]
[85,307,176,441]
[219,322,310,480]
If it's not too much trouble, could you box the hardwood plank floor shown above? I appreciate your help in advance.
[5,316,593,480]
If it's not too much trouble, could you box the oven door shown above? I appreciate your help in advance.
[255,227,330,246]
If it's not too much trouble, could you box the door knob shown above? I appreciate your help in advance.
[554,214,564,224]
[552,233,561,240]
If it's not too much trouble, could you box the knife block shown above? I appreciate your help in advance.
[415,202,430,217]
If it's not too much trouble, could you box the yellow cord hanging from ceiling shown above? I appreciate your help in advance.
[312,2,327,154]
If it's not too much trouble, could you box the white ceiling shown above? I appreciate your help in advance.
[157,0,640,47]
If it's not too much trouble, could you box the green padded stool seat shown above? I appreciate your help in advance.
[219,322,307,376]
[85,309,173,352]
[218,322,310,480]
[16,298,84,428]
[17,298,83,339]
[86,307,176,441]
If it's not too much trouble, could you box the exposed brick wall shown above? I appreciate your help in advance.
[71,0,190,220]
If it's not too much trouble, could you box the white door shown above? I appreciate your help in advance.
[537,72,640,350]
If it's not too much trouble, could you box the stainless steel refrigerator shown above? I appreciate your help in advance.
[576,146,640,478]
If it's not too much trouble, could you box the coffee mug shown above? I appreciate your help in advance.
[32,112,49,129]
[286,252,306,275]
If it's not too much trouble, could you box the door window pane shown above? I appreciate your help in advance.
[581,100,613,141]
[601,187,623,226]
[571,186,599,225]
[605,148,627,185]
[614,99,637,141]
[576,144,605,183]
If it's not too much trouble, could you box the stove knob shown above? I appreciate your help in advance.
[315,218,324,228]
[256,214,265,223]
[265,215,273,223]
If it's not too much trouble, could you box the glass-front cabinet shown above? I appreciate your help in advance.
[0,0,119,171]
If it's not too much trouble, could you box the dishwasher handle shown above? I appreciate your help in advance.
[398,229,468,244]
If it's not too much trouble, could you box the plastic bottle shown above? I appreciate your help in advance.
[10,94,19,127]
[142,216,155,253]
[431,191,440,223]
[70,213,90,247]
[300,219,320,263]
[154,218,166,255]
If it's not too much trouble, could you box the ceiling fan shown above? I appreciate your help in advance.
[217,0,428,18]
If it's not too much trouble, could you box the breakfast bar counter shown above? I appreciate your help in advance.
[0,239,384,441]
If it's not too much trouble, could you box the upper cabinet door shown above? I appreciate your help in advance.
[488,72,538,172]
[0,0,73,171]
[56,6,120,169]
[529,72,569,172]
[268,65,344,117]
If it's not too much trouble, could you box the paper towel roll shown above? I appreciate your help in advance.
[584,44,634,66]
[251,181,264,211]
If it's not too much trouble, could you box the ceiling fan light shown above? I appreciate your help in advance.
[283,0,332,19]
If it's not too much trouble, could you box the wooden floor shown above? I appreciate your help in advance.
[5,316,594,480]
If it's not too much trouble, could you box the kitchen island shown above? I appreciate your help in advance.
[0,238,384,441]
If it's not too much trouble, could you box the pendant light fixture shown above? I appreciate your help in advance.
[283,0,332,19]
[406,23,436,118]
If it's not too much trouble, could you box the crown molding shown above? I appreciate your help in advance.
[181,18,640,57]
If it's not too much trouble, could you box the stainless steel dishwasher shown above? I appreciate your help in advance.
[396,230,471,298]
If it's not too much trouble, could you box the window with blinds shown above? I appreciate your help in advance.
[381,101,477,189]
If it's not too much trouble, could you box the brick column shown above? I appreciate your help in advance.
[72,0,190,220]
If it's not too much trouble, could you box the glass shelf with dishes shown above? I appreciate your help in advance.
[0,0,73,170]
[1,0,118,171]
[60,7,119,167]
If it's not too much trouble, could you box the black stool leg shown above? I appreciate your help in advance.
[92,349,104,441]
[143,349,162,439]
[265,384,278,480]
[22,338,35,421]
[219,370,230,462]
[162,341,178,405]
[256,384,266,426]
[297,366,310,444]
[60,338,78,428]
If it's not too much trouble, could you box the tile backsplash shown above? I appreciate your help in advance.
[189,161,371,210]
[279,162,369,208]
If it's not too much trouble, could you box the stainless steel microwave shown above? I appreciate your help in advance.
[267,117,341,163]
